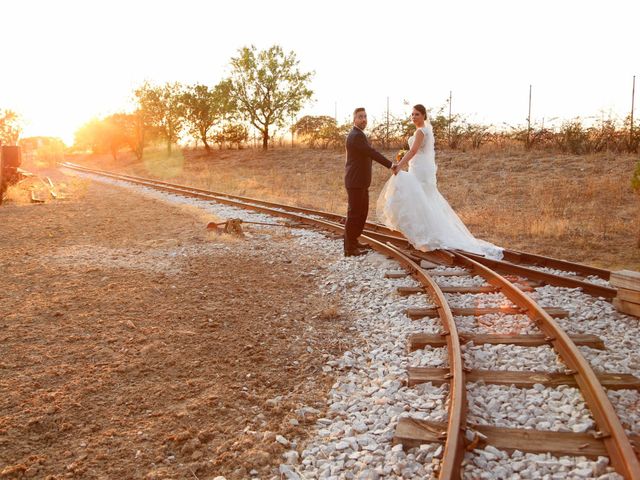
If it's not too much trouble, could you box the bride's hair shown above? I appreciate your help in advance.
[413,104,428,121]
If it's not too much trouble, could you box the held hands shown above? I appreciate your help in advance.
[392,149,407,175]
[391,160,404,175]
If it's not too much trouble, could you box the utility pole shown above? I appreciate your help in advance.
[386,96,390,148]
[448,90,452,143]
[631,75,636,150]
[527,84,532,150]
[291,113,295,148]
[334,101,337,123]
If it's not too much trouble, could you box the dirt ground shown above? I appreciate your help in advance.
[0,171,353,479]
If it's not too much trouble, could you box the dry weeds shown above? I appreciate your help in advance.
[66,147,640,270]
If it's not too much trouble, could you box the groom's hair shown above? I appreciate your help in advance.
[353,107,365,118]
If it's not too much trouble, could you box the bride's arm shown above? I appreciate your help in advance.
[397,129,425,170]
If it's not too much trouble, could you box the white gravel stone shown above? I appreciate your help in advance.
[282,450,299,465]
[530,284,640,435]
[77,174,636,479]
[464,450,622,480]
[463,344,566,372]
[455,313,539,335]
[445,291,517,309]
[607,389,640,435]
[434,275,488,288]
[467,383,594,431]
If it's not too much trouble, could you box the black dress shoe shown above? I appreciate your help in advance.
[344,248,367,257]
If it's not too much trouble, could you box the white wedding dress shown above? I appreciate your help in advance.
[377,123,503,259]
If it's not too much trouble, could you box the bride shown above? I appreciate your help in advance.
[377,104,503,259]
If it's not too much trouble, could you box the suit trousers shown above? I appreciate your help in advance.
[344,187,369,251]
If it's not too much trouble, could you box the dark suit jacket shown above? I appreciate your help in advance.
[345,127,392,188]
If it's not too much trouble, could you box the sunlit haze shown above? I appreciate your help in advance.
[2,0,638,145]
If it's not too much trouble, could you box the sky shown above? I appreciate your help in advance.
[1,0,638,145]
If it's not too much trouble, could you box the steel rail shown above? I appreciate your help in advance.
[59,163,639,478]
[384,245,466,480]
[60,162,611,282]
[61,162,349,223]
[500,248,611,280]
[362,223,611,281]
[61,162,469,479]
[451,251,640,479]
[450,251,616,299]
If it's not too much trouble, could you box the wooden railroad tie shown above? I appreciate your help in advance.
[617,288,640,304]
[610,270,640,290]
[464,251,617,299]
[430,269,471,277]
[397,284,536,295]
[405,367,640,390]
[611,270,640,318]
[398,285,499,295]
[385,269,470,279]
[385,271,410,279]
[613,298,640,318]
[393,418,640,459]
[405,306,569,320]
[408,333,605,350]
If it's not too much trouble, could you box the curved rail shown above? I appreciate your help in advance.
[451,251,640,479]
[61,162,469,479]
[450,251,615,299]
[61,162,348,222]
[384,245,466,480]
[60,162,638,478]
[60,162,611,283]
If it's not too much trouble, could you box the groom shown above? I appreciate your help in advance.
[344,107,397,257]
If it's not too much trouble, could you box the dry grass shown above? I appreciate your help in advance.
[66,147,640,271]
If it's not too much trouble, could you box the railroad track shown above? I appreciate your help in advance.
[61,162,639,479]
[60,162,615,299]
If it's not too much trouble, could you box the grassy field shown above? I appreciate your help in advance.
[65,146,640,271]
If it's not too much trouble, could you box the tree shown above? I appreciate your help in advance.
[369,114,415,149]
[0,109,22,146]
[181,80,235,152]
[134,81,185,155]
[212,123,249,149]
[74,113,151,161]
[293,116,352,149]
[228,45,314,150]
[74,116,128,160]
[294,115,336,147]
[110,112,148,160]
[317,121,351,149]
[74,118,108,154]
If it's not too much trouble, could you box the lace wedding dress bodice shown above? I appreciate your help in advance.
[407,125,437,188]
[376,122,502,259]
